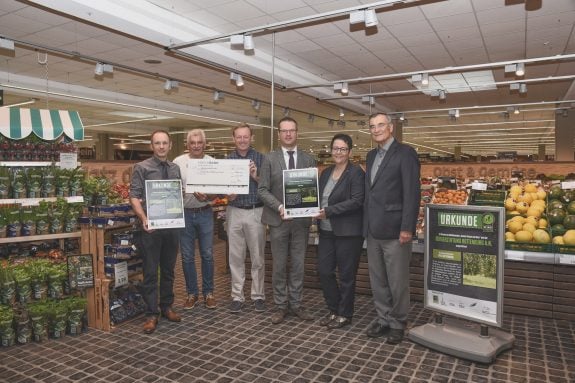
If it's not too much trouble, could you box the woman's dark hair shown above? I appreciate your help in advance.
[330,133,353,150]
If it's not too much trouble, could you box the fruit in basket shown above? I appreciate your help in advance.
[524,183,538,193]
[551,223,566,236]
[505,232,515,241]
[548,199,564,211]
[561,190,575,204]
[507,220,524,234]
[532,229,551,244]
[563,229,575,245]
[526,207,543,218]
[563,215,575,230]
[522,223,537,233]
[515,202,529,214]
[433,189,467,205]
[509,185,523,197]
[567,201,575,215]
[553,236,564,245]
[549,185,564,200]
[504,198,516,211]
[548,208,567,226]
[538,218,548,229]
[515,230,533,242]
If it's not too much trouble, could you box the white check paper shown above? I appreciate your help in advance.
[186,159,250,194]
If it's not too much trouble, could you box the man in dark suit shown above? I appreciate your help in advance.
[258,116,317,324]
[364,112,420,344]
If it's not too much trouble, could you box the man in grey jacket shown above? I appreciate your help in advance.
[258,117,317,324]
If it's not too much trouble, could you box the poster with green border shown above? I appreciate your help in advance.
[425,204,505,327]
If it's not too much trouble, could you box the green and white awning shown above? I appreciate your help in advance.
[0,107,84,141]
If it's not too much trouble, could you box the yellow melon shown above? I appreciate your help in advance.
[563,230,575,246]
[538,218,548,229]
[533,229,551,244]
[507,220,524,234]
[518,193,533,205]
[526,207,542,218]
[515,202,529,214]
[536,190,547,200]
[522,223,537,233]
[504,198,516,211]
[553,236,565,245]
[524,216,538,226]
[510,185,523,196]
[505,232,515,241]
[515,230,533,242]
[524,183,538,193]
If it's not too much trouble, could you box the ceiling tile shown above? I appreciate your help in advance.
[246,0,308,13]
[314,33,356,48]
[421,0,474,18]
[475,5,525,26]
[387,20,435,38]
[280,39,323,54]
[428,13,478,32]
[377,6,426,26]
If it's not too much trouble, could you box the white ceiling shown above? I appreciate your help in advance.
[0,0,574,158]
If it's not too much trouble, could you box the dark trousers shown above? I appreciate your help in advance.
[138,228,180,317]
[317,230,363,318]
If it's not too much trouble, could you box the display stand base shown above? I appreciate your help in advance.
[408,317,514,364]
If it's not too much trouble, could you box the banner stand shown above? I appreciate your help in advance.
[409,315,515,364]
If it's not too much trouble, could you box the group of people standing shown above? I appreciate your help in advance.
[129,112,420,345]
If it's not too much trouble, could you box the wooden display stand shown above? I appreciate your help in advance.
[80,219,138,331]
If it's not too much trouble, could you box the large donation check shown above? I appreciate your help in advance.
[185,159,250,194]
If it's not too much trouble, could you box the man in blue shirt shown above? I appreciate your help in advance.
[227,123,266,313]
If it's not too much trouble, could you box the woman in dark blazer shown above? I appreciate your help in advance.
[315,133,365,329]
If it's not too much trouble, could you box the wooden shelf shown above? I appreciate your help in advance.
[0,231,81,244]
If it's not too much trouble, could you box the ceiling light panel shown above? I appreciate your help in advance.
[409,70,496,94]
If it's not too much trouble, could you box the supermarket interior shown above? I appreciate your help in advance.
[1,0,575,382]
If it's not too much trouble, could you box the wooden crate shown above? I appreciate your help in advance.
[503,261,554,318]
[553,264,575,321]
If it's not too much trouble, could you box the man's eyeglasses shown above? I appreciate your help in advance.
[189,141,204,147]
[332,147,349,153]
[369,122,390,130]
[278,129,297,134]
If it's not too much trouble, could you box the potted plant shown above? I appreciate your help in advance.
[27,300,48,342]
[66,296,87,336]
[20,208,35,236]
[0,305,15,347]
[0,261,15,306]
[0,207,6,238]
[26,259,50,300]
[13,265,31,304]
[26,168,42,199]
[47,300,67,339]
[11,169,26,199]
[12,304,31,345]
[55,168,70,198]
[47,262,67,299]
[0,166,10,198]
[41,166,56,198]
[35,201,50,235]
[6,206,21,238]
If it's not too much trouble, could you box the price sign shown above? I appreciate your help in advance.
[59,152,78,169]
[114,261,129,287]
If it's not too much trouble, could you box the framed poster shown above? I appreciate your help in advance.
[67,254,95,289]
[424,204,505,327]
[185,159,250,194]
[282,168,320,218]
[145,179,185,229]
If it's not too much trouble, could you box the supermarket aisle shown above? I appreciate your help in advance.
[1,238,574,383]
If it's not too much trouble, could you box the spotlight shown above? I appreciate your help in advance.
[341,82,348,95]
[369,96,375,106]
[412,73,428,85]
[519,83,527,94]
[448,109,459,119]
[399,113,405,121]
[251,99,260,111]
[94,62,104,76]
[339,108,345,118]
[103,64,113,73]
[364,9,379,27]
[164,80,178,90]
[349,10,365,25]
[213,90,224,101]
[0,38,15,51]
[438,90,446,100]
[230,34,244,46]
[421,73,429,85]
[243,35,255,50]
[230,72,244,87]
[514,107,520,114]
[510,83,520,91]
[515,63,525,76]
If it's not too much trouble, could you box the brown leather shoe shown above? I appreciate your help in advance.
[183,295,198,310]
[204,293,217,309]
[143,317,158,334]
[161,307,181,322]
[271,307,289,324]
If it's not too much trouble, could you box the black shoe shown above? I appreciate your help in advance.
[366,322,390,338]
[327,316,352,329]
[319,312,337,327]
[291,306,314,321]
[386,328,404,344]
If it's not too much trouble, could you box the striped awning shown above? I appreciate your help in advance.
[0,107,84,141]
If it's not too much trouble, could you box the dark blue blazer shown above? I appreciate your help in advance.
[364,139,420,239]
[318,162,365,237]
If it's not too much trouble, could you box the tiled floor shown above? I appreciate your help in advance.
[1,239,574,383]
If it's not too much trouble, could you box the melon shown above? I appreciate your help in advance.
[515,202,529,214]
[536,190,547,200]
[510,185,523,196]
[551,223,566,236]
[533,229,551,244]
[561,190,575,204]
[507,220,524,234]
[522,223,537,233]
[504,198,516,211]
[524,183,538,193]
[563,215,575,230]
[505,232,515,241]
[548,208,567,226]
[563,230,575,246]
[524,216,538,227]
[548,199,565,211]
[538,218,548,229]
[526,207,542,218]
[567,201,575,215]
[549,185,564,200]
[515,230,533,242]
[552,236,564,245]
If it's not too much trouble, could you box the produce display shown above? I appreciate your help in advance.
[504,183,550,245]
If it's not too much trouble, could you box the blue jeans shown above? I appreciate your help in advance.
[180,208,214,296]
